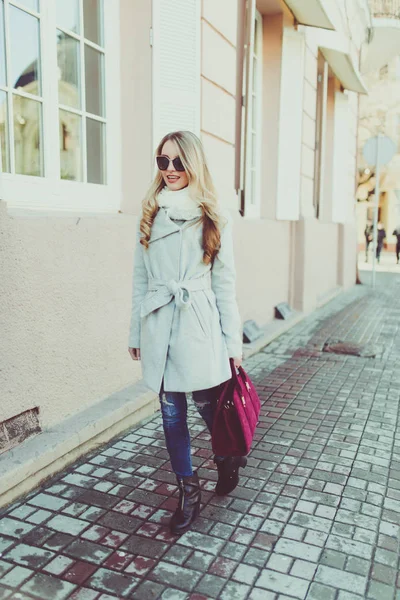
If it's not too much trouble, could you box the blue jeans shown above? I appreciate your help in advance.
[159,385,220,477]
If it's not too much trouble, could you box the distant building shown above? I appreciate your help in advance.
[357,26,400,252]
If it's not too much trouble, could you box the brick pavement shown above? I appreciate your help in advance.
[0,272,400,600]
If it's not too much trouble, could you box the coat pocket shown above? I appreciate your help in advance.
[191,300,209,338]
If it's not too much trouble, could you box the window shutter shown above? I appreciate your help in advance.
[276,27,305,221]
[152,0,200,152]
[332,91,349,223]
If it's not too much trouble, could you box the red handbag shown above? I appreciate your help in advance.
[212,359,261,456]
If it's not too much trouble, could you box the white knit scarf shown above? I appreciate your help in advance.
[157,186,202,220]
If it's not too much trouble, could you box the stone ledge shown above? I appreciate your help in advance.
[243,312,306,359]
[0,379,158,509]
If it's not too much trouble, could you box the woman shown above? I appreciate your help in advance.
[128,131,246,534]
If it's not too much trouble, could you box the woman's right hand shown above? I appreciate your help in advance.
[128,347,141,361]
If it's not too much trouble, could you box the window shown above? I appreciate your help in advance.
[243,9,262,217]
[0,0,43,176]
[56,0,105,184]
[0,0,120,212]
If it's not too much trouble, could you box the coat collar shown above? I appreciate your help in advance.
[149,208,201,243]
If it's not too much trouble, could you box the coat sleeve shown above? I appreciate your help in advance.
[128,218,148,348]
[211,211,243,358]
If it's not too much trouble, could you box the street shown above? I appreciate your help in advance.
[0,271,399,600]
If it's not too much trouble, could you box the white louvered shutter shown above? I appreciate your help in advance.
[152,0,201,152]
[276,27,305,221]
[332,91,350,223]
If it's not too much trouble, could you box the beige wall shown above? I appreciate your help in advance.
[0,203,140,428]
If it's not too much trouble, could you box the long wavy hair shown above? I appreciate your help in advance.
[140,131,221,265]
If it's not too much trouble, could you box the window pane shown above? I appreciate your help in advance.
[13,94,43,176]
[0,90,9,172]
[84,45,104,116]
[16,0,39,11]
[83,0,103,46]
[0,1,6,86]
[57,31,80,109]
[86,117,105,183]
[56,0,79,34]
[59,109,82,181]
[10,6,41,94]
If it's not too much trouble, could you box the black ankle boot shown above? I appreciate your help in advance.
[214,456,247,496]
[170,472,201,535]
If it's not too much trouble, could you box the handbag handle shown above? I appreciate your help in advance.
[229,358,249,390]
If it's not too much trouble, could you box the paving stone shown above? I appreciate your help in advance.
[20,572,77,599]
[63,539,113,564]
[209,556,237,578]
[184,550,214,572]
[374,547,398,567]
[248,590,276,600]
[266,553,292,574]
[325,533,373,559]
[3,543,55,568]
[242,547,269,568]
[0,565,34,587]
[290,559,317,580]
[337,592,364,600]
[315,565,367,595]
[28,494,69,512]
[69,588,99,600]
[194,573,226,598]
[274,538,322,562]
[345,556,370,576]
[232,563,260,585]
[320,549,346,570]
[160,589,188,600]
[219,581,251,600]
[178,532,224,556]
[63,560,98,585]
[256,569,309,599]
[371,561,397,585]
[120,535,168,559]
[86,567,138,597]
[0,518,34,539]
[47,515,89,536]
[367,580,396,600]
[150,561,202,592]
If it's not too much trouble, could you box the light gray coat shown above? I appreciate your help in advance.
[129,208,242,393]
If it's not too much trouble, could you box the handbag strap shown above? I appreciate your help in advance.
[229,359,249,390]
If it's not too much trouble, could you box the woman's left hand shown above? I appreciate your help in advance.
[233,356,243,368]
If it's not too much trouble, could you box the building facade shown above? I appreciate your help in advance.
[357,0,400,252]
[0,0,377,504]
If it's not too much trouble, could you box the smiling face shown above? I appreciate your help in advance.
[159,139,189,191]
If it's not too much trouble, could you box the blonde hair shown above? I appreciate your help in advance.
[140,131,221,264]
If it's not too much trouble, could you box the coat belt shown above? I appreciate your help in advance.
[140,275,212,318]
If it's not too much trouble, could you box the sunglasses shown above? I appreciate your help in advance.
[156,155,185,172]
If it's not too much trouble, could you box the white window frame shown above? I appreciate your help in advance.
[0,0,121,213]
[244,9,262,219]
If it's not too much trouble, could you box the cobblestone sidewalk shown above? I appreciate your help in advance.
[1,273,400,600]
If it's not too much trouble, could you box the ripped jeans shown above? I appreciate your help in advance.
[159,386,221,477]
